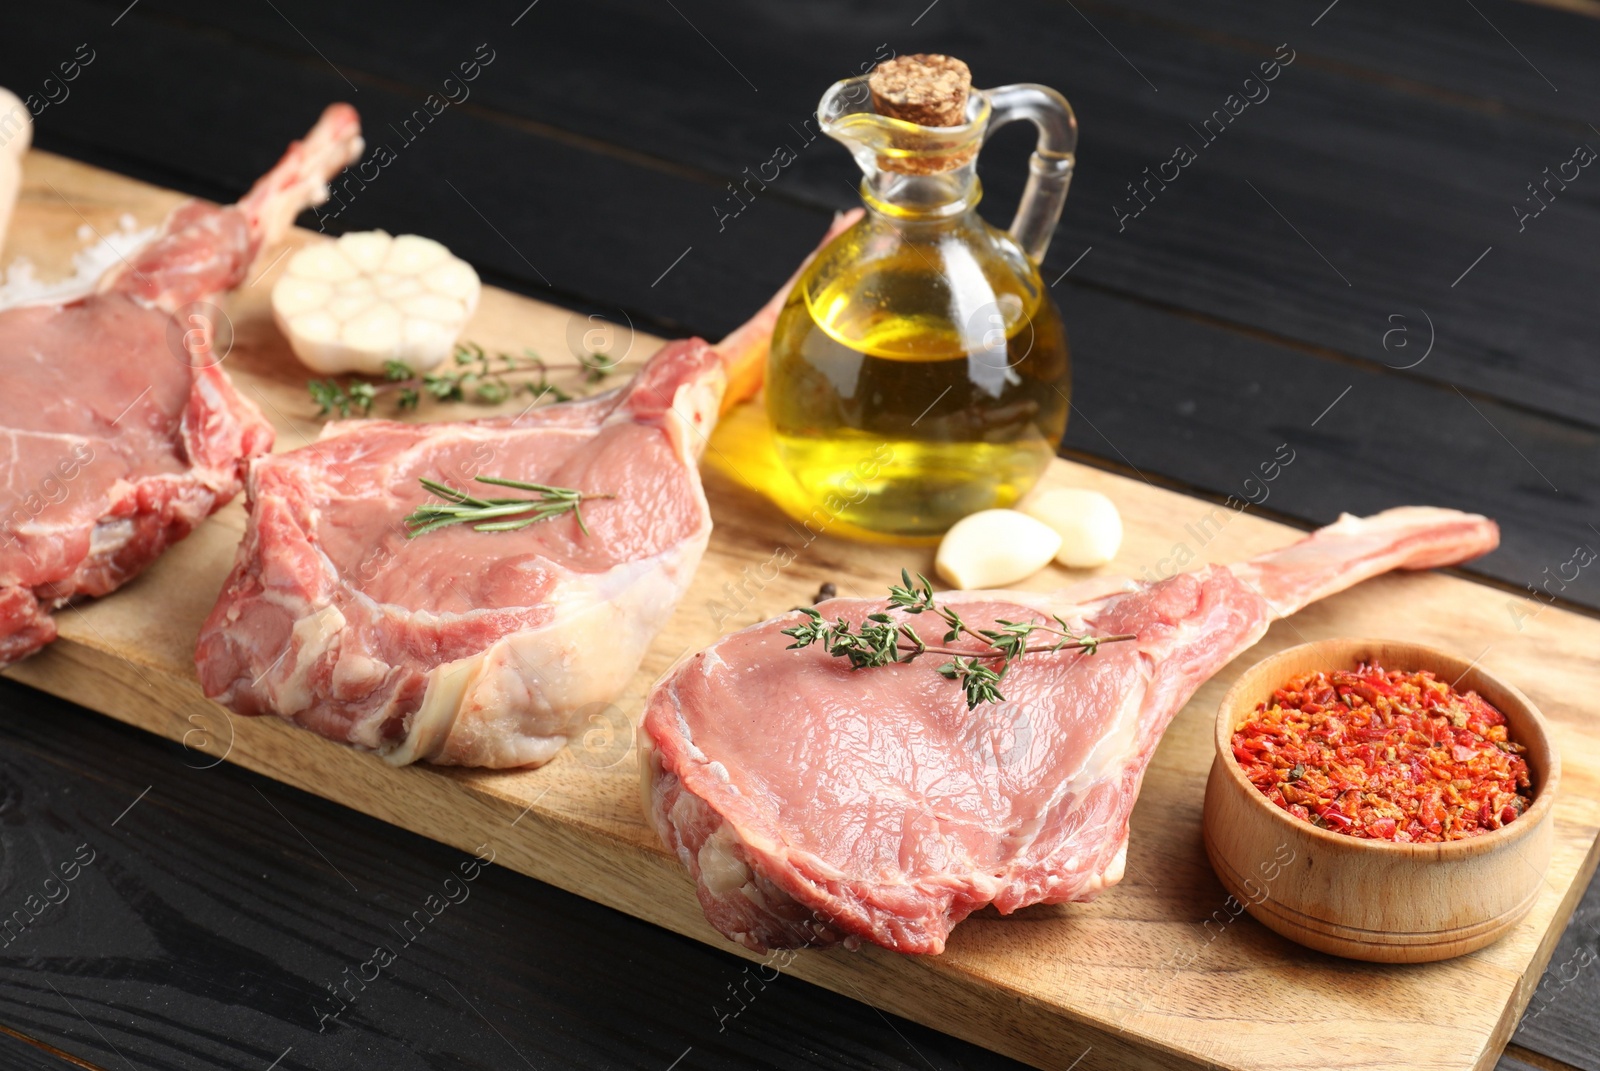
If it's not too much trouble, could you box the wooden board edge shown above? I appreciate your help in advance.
[1516,0,1600,19]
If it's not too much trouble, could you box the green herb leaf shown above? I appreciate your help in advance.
[309,339,630,420]
[403,475,613,539]
[939,657,1006,708]
[781,572,1135,707]
[307,378,342,417]
[307,377,374,418]
[781,608,830,650]
[578,349,620,384]
[886,569,936,614]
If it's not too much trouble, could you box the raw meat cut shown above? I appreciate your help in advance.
[642,507,1499,954]
[195,212,858,769]
[0,105,363,666]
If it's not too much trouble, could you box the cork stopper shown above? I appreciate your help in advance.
[868,54,972,128]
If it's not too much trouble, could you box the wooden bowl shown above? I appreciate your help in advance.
[1202,638,1559,963]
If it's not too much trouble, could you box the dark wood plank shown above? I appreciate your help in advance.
[1057,282,1600,616]
[1499,1052,1578,1071]
[0,1027,83,1070]
[0,1,835,341]
[55,0,1600,429]
[1090,0,1600,126]
[0,678,1028,1071]
[1513,872,1600,1070]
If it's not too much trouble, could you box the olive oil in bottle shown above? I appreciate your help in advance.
[765,56,1078,538]
[768,216,1069,538]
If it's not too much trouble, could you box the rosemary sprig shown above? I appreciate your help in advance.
[308,342,619,418]
[403,476,614,538]
[782,570,1136,708]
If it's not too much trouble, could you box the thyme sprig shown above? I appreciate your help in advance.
[403,476,614,538]
[309,342,620,418]
[782,570,1135,708]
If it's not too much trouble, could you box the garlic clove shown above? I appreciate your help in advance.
[936,509,1063,590]
[345,303,404,352]
[268,276,329,316]
[1021,488,1124,568]
[294,310,340,344]
[326,292,375,321]
[424,259,480,304]
[272,229,481,376]
[387,233,450,273]
[400,292,464,322]
[402,317,458,361]
[338,230,391,272]
[294,242,361,282]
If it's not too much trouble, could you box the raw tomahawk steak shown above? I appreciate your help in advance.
[195,213,857,769]
[642,507,1499,954]
[0,105,363,666]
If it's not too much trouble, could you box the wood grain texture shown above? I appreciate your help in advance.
[1520,0,1600,19]
[5,152,1600,1071]
[59,0,1600,428]
[1090,0,1600,125]
[1499,1050,1575,1071]
[0,1027,89,1070]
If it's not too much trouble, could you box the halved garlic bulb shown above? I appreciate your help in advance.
[272,231,480,375]
[935,509,1062,590]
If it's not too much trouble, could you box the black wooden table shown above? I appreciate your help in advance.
[2,2,1597,1068]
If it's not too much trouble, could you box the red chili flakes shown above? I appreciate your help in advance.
[1231,662,1533,843]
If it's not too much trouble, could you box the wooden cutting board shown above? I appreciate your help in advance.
[7,150,1600,1071]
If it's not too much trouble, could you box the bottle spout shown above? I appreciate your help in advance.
[819,75,991,178]
[817,73,1077,261]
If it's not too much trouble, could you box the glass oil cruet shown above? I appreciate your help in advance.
[766,54,1078,539]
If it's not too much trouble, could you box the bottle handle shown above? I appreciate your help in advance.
[984,84,1077,264]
